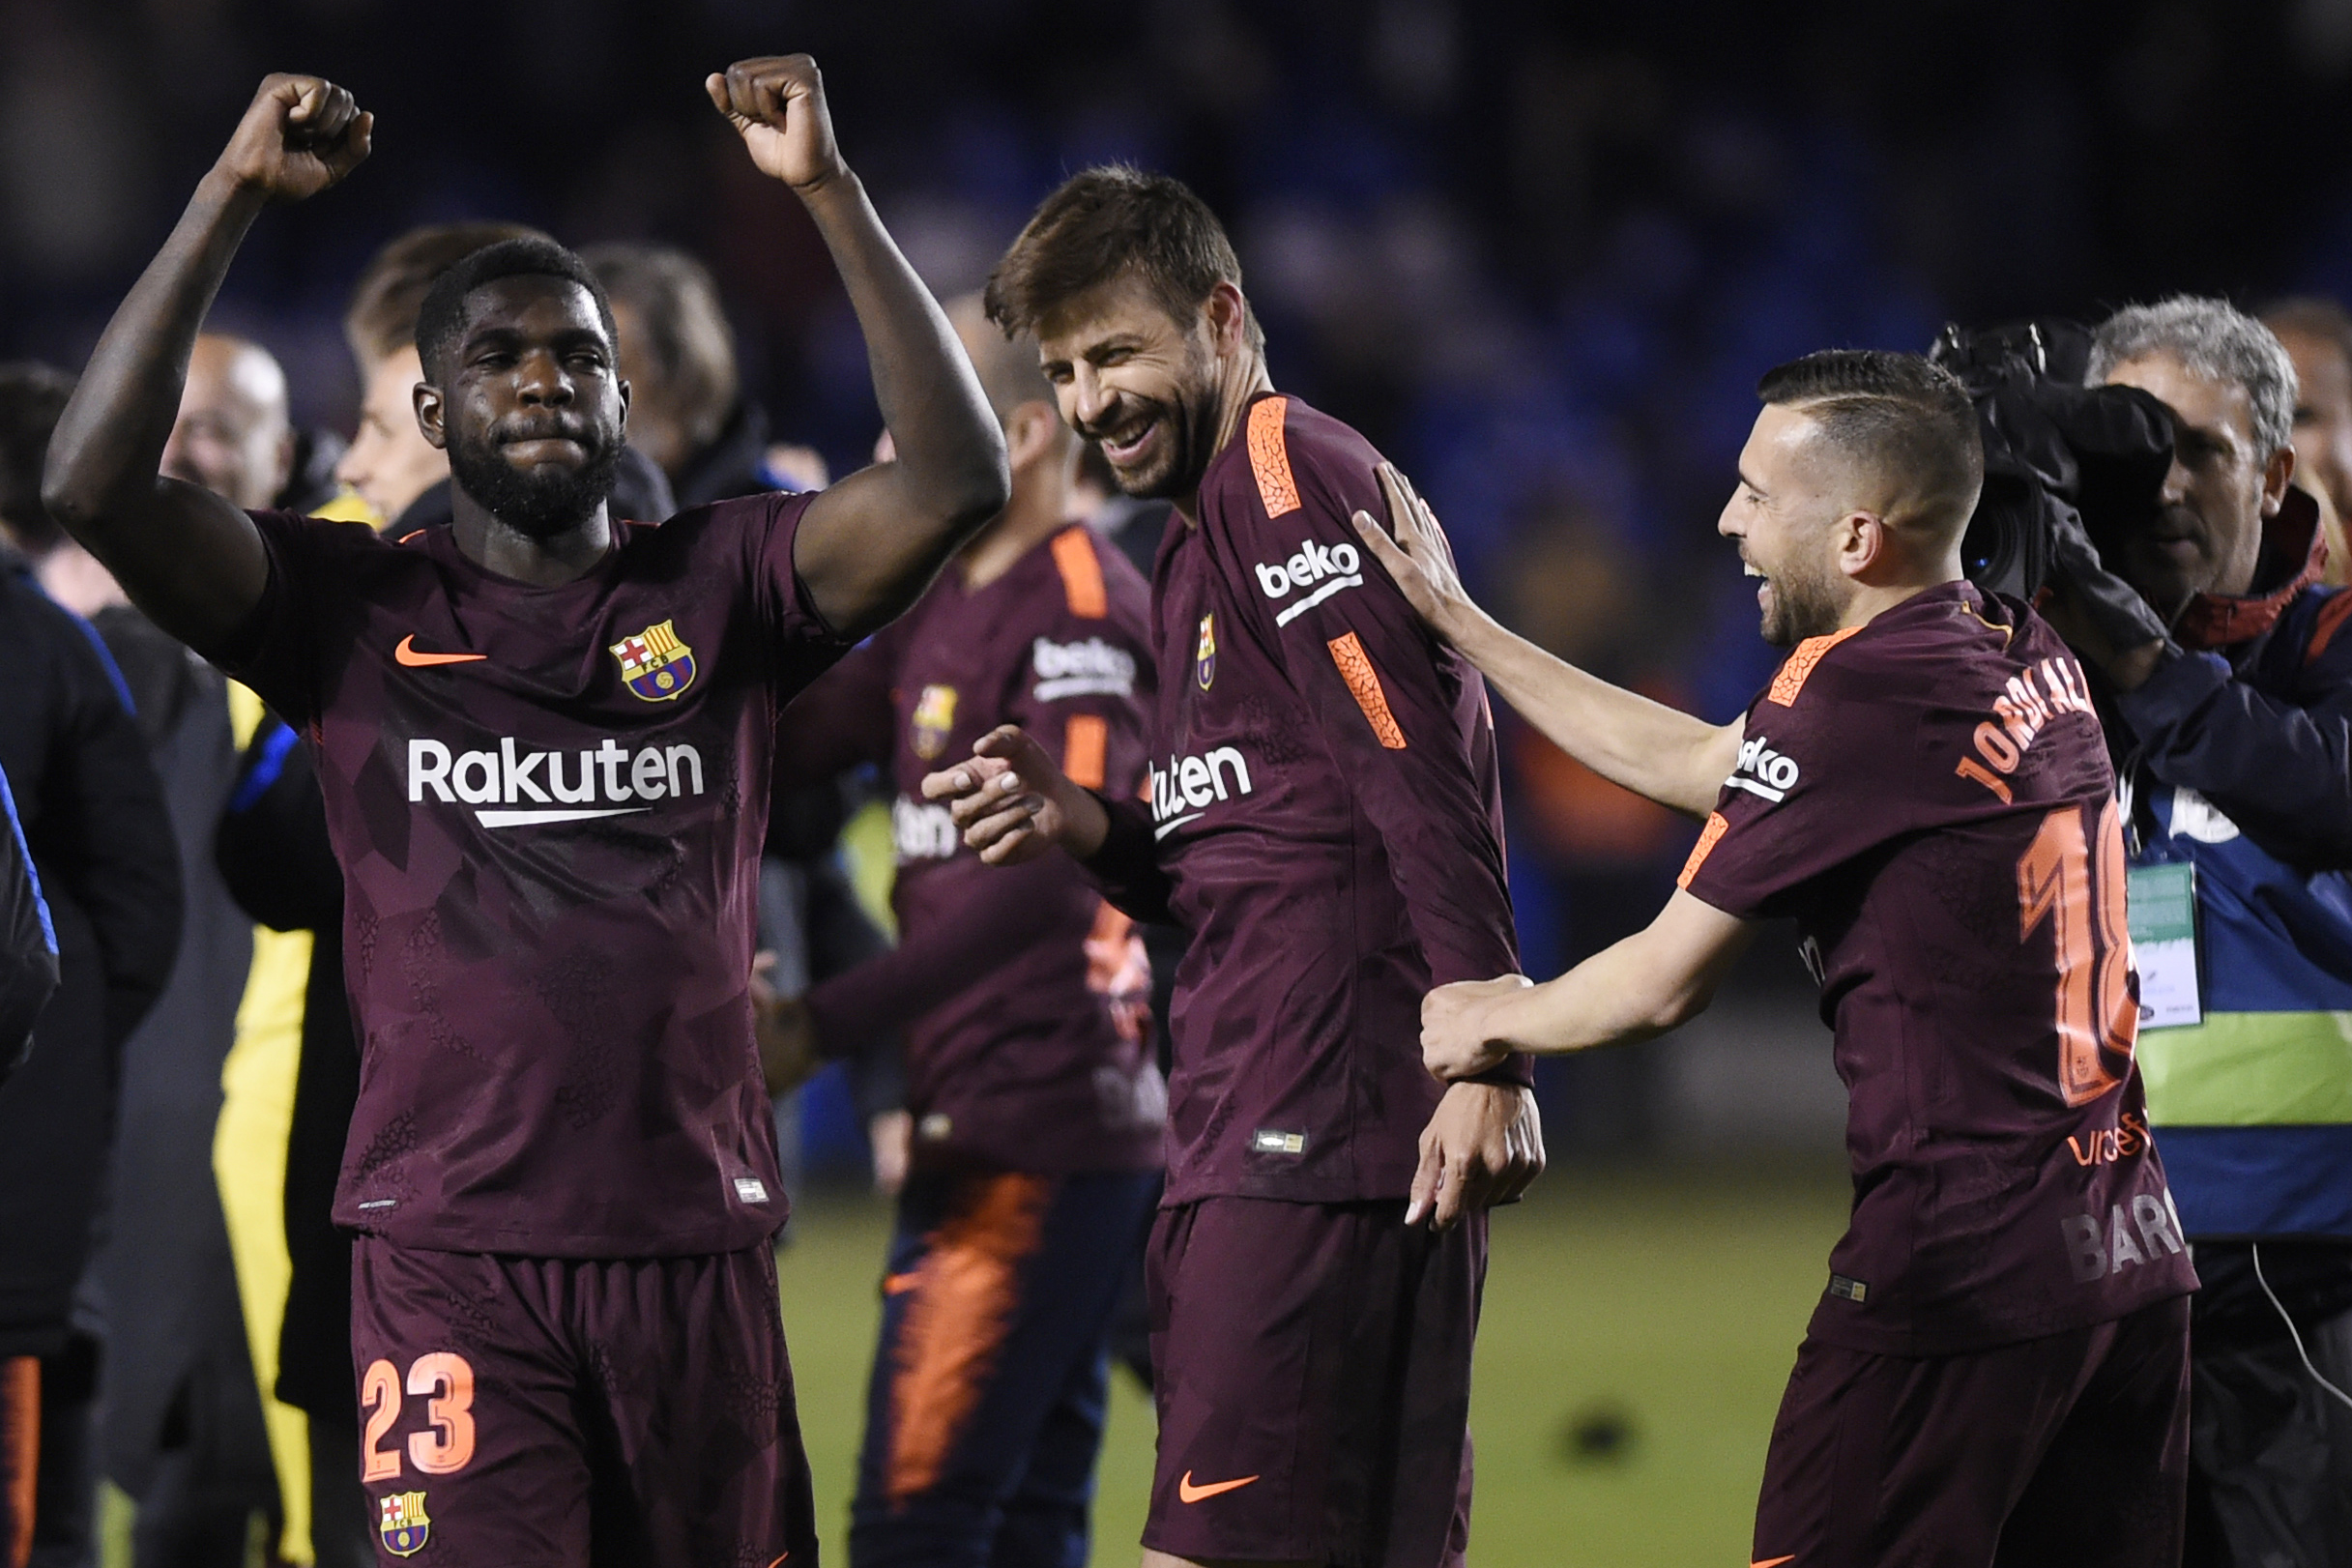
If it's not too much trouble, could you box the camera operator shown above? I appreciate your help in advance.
[2050,296,2352,1567]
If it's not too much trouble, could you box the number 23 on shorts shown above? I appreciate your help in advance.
[361,1352,478,1481]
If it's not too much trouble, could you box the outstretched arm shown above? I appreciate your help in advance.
[1421,890,1755,1080]
[43,74,370,655]
[710,56,1008,640]
[1350,466,1738,819]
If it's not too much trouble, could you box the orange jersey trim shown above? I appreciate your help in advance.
[1246,396,1301,518]
[1327,633,1407,748]
[1062,713,1109,790]
[1049,527,1108,619]
[2309,590,2352,663]
[1677,812,1729,890]
[886,1173,1051,1506]
[3,1356,36,1568]
[1766,624,1862,707]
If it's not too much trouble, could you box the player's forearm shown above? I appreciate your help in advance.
[1448,608,1732,818]
[1491,934,1706,1056]
[45,174,262,539]
[800,174,1008,575]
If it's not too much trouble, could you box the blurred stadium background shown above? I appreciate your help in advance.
[13,0,2352,1560]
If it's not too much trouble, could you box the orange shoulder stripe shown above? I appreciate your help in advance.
[2309,590,2352,664]
[1766,624,1862,707]
[1049,527,1108,619]
[1677,812,1729,890]
[1246,395,1301,518]
[1327,632,1406,748]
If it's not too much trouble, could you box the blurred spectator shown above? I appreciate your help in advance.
[0,356,280,1568]
[2262,296,2352,586]
[0,364,182,1568]
[2067,298,2352,1566]
[581,242,828,502]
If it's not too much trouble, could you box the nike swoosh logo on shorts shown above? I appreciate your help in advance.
[1177,1470,1260,1503]
[394,634,487,667]
[1753,1556,1795,1566]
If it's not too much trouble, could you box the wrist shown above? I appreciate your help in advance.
[790,162,859,207]
[194,165,273,218]
[1059,779,1111,858]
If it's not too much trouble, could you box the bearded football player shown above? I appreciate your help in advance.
[43,61,1007,1568]
[924,167,1544,1568]
[1356,351,2197,1568]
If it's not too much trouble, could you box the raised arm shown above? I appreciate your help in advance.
[709,57,1008,640]
[43,75,370,655]
[1350,466,1739,819]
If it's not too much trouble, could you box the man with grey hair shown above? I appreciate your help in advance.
[2061,294,2352,1567]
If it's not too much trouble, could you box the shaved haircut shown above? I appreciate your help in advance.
[1757,350,1984,539]
[946,295,1054,423]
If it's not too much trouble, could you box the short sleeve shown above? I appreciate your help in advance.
[745,490,857,688]
[1678,639,1919,920]
[209,508,363,729]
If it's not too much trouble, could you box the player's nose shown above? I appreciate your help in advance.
[1069,364,1114,429]
[514,347,573,405]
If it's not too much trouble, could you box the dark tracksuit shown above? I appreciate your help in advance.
[0,560,182,1568]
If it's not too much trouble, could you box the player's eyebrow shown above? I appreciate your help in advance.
[1736,466,1768,497]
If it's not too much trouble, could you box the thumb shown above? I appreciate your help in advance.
[704,73,731,113]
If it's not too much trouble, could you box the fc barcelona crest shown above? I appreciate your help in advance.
[610,619,697,702]
[1195,613,1217,690]
[379,1491,431,1557]
[911,684,959,760]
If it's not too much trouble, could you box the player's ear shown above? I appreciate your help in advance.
[1203,280,1248,357]
[1838,510,1887,579]
[616,377,631,437]
[414,379,448,452]
[1005,401,1060,469]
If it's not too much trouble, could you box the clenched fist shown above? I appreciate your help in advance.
[213,74,370,203]
[707,54,847,194]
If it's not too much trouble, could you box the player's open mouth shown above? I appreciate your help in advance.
[1099,417,1158,466]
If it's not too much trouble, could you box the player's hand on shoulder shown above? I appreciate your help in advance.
[921,725,1107,865]
[213,73,371,202]
[1419,973,1527,1081]
[1350,460,1479,642]
[707,55,847,194]
[1408,1077,1545,1230]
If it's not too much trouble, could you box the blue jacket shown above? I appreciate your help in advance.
[2112,500,2352,1238]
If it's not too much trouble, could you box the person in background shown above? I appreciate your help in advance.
[764,298,1163,1565]
[2260,296,2352,588]
[2054,296,2352,1566]
[0,357,277,1568]
[0,365,183,1568]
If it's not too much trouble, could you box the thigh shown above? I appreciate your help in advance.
[1142,1199,1482,1568]
[1997,1296,2191,1568]
[1753,1329,2095,1568]
[349,1239,589,1568]
[576,1246,816,1568]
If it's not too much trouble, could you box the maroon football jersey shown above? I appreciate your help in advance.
[780,524,1164,1173]
[1681,581,2196,1353]
[219,495,849,1256]
[1087,393,1525,1205]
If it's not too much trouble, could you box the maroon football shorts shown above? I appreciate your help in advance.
[349,1237,817,1568]
[1751,1293,2191,1568]
[1142,1197,1485,1568]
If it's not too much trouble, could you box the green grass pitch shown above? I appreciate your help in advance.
[777,1157,1851,1567]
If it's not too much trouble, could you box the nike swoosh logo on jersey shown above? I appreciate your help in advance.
[1753,1555,1796,1566]
[1153,813,1203,840]
[394,635,487,667]
[1176,1470,1259,1503]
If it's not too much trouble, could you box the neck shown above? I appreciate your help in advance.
[959,473,1070,590]
[449,486,614,586]
[1171,351,1274,529]
[1840,553,1964,631]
